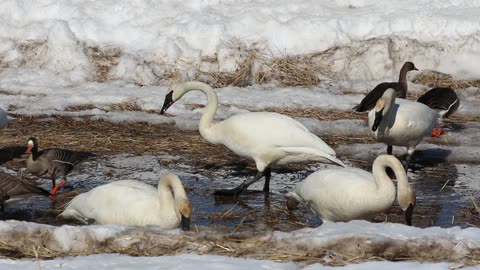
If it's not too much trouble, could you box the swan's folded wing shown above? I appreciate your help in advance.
[277,147,345,167]
[220,112,338,156]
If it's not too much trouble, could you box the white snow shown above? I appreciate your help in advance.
[1,254,479,270]
[1,0,480,81]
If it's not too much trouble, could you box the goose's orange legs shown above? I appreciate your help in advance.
[50,179,67,195]
[431,125,446,138]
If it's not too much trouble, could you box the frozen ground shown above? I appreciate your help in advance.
[0,0,479,268]
[0,219,478,268]
[0,254,479,270]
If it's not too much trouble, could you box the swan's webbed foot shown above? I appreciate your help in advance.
[387,145,393,155]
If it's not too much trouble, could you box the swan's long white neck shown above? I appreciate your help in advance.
[372,155,412,210]
[371,156,396,198]
[158,175,188,212]
[177,81,218,142]
[381,89,396,117]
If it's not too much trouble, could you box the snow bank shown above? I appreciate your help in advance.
[1,0,480,83]
[274,221,480,261]
[0,220,478,262]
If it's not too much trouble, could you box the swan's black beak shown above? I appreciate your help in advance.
[160,91,174,115]
[180,214,190,231]
[405,203,414,226]
[372,108,384,131]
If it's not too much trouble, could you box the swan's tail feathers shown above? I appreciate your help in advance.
[278,147,346,167]
[58,209,90,225]
[442,98,460,118]
[323,155,346,167]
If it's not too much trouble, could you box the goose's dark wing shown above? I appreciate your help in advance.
[0,172,50,197]
[417,88,460,118]
[353,82,404,112]
[40,148,95,166]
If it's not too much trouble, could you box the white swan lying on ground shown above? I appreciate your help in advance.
[287,155,416,225]
[160,81,345,196]
[59,173,192,230]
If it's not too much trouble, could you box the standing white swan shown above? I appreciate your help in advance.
[286,155,416,225]
[160,81,345,196]
[59,173,192,230]
[369,88,439,169]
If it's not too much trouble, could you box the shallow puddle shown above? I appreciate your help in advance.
[1,151,478,231]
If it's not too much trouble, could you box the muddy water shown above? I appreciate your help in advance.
[1,150,478,231]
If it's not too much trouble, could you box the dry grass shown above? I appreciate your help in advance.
[109,98,143,112]
[265,107,366,121]
[3,108,371,165]
[201,51,331,88]
[87,46,122,82]
[257,55,320,87]
[64,104,97,112]
[413,72,480,90]
[204,49,258,88]
[0,113,371,177]
[0,115,239,169]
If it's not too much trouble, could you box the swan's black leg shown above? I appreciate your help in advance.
[214,170,266,196]
[387,145,393,155]
[405,203,414,226]
[263,167,271,192]
[404,154,412,172]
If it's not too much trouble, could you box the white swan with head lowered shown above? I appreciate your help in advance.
[369,88,440,169]
[160,81,345,196]
[59,173,192,230]
[287,155,416,225]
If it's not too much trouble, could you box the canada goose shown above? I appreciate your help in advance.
[0,172,50,210]
[417,87,460,118]
[26,137,94,195]
[353,61,418,112]
[160,81,345,196]
[59,173,192,231]
[369,88,439,169]
[287,155,416,225]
